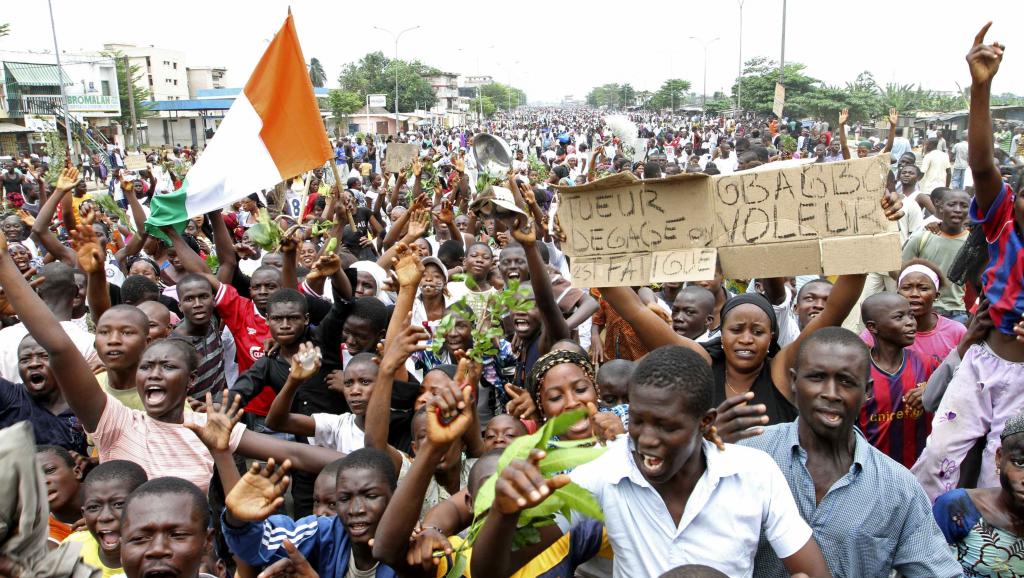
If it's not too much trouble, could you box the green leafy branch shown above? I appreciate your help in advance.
[444,408,606,577]
[246,208,284,252]
[431,278,531,364]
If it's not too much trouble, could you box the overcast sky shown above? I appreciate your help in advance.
[3,0,1022,103]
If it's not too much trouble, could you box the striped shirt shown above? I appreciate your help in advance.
[89,394,245,493]
[860,349,938,468]
[173,321,227,400]
[741,421,961,578]
[973,183,1024,336]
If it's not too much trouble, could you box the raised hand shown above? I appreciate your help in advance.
[306,253,341,280]
[257,539,319,578]
[493,449,570,515]
[406,209,430,239]
[426,383,475,446]
[226,458,292,522]
[392,243,424,288]
[504,383,538,420]
[967,22,1004,85]
[510,214,535,246]
[431,199,454,225]
[279,225,303,253]
[69,224,104,274]
[838,108,849,126]
[519,183,537,207]
[881,189,904,222]
[412,158,422,177]
[54,166,80,192]
[452,156,466,174]
[288,342,322,383]
[184,391,244,452]
[888,107,898,127]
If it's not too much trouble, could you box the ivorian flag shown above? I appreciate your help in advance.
[146,11,331,241]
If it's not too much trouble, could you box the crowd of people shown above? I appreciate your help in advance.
[1,23,1024,578]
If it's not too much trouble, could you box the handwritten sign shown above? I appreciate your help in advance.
[773,82,785,118]
[556,155,900,287]
[385,143,419,173]
[125,154,147,171]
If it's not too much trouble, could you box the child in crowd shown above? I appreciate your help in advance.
[63,460,148,578]
[860,292,939,468]
[36,444,84,546]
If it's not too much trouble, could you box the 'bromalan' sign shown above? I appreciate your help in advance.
[66,94,120,114]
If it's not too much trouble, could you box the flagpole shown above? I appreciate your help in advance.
[47,0,74,163]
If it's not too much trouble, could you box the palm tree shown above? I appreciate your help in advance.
[308,57,326,88]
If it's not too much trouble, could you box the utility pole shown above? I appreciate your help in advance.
[123,56,139,148]
[374,25,420,136]
[737,0,744,115]
[779,0,787,84]
[46,0,73,161]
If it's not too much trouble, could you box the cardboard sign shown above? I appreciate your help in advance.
[773,82,785,118]
[125,154,147,171]
[385,143,420,173]
[555,155,900,287]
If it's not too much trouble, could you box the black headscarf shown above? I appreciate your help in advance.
[702,292,781,361]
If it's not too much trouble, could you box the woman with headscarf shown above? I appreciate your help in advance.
[350,260,392,305]
[596,274,869,441]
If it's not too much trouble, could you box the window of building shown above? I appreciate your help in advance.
[100,80,111,96]
[172,62,177,70]
[173,79,178,86]
[148,74,153,86]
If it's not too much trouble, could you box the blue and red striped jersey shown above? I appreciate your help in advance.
[860,349,938,468]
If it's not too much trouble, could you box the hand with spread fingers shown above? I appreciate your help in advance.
[393,242,424,288]
[54,166,81,192]
[69,224,104,275]
[226,458,292,523]
[256,540,319,578]
[713,392,768,443]
[184,390,244,452]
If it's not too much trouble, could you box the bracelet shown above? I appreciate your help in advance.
[418,525,446,536]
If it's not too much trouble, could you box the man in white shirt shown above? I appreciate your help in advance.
[919,137,951,195]
[476,345,830,578]
[951,133,969,190]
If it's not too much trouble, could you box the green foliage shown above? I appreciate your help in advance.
[445,408,606,577]
[327,89,363,131]
[469,96,497,118]
[702,98,733,116]
[205,253,219,272]
[246,209,283,251]
[337,51,438,113]
[324,237,338,253]
[431,279,531,364]
[479,82,527,111]
[92,193,134,233]
[585,83,636,109]
[103,50,154,140]
[0,23,9,38]
[308,57,327,88]
[527,155,549,182]
[648,79,692,111]
[42,132,66,188]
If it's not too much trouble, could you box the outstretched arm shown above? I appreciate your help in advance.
[966,22,1005,213]
[599,286,711,363]
[208,210,234,287]
[0,234,105,431]
[514,216,570,349]
[838,109,851,161]
[29,168,79,264]
[883,108,899,154]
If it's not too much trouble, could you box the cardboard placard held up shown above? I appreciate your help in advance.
[124,154,148,171]
[385,143,420,173]
[555,155,900,287]
[773,82,785,118]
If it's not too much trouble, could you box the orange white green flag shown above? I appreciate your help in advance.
[146,12,331,241]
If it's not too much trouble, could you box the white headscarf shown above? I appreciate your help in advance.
[351,261,392,304]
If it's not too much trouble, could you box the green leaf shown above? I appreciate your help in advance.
[443,552,467,578]
[511,525,541,550]
[549,438,600,450]
[551,483,604,521]
[324,237,338,254]
[92,193,134,234]
[519,495,564,521]
[538,409,588,448]
[497,429,544,473]
[471,474,497,517]
[537,445,608,476]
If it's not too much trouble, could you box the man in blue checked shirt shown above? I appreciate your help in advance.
[739,327,960,577]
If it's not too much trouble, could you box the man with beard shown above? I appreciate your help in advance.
[741,327,958,576]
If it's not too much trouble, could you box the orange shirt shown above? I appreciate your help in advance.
[48,514,72,544]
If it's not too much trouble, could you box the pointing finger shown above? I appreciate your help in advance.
[974,21,992,46]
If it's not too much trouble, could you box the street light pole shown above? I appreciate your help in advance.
[779,0,787,84]
[737,0,745,116]
[689,36,719,111]
[46,0,74,160]
[374,25,420,136]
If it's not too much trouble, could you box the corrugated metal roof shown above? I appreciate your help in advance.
[4,62,73,87]
[0,122,33,133]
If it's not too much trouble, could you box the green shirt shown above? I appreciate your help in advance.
[902,229,969,312]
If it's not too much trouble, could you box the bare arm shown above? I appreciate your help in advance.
[29,178,77,264]
[517,220,570,349]
[263,369,317,438]
[208,211,234,288]
[838,109,851,161]
[780,538,832,578]
[966,22,1005,214]
[600,286,711,364]
[0,237,106,431]
[882,108,898,154]
[565,293,599,330]
[234,430,345,474]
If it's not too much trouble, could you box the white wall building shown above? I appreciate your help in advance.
[186,67,227,98]
[103,43,189,102]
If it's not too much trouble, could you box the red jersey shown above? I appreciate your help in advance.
[860,348,939,468]
[972,183,1024,336]
[214,283,275,415]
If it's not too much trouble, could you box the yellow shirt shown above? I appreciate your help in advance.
[70,194,93,227]
[64,531,123,578]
